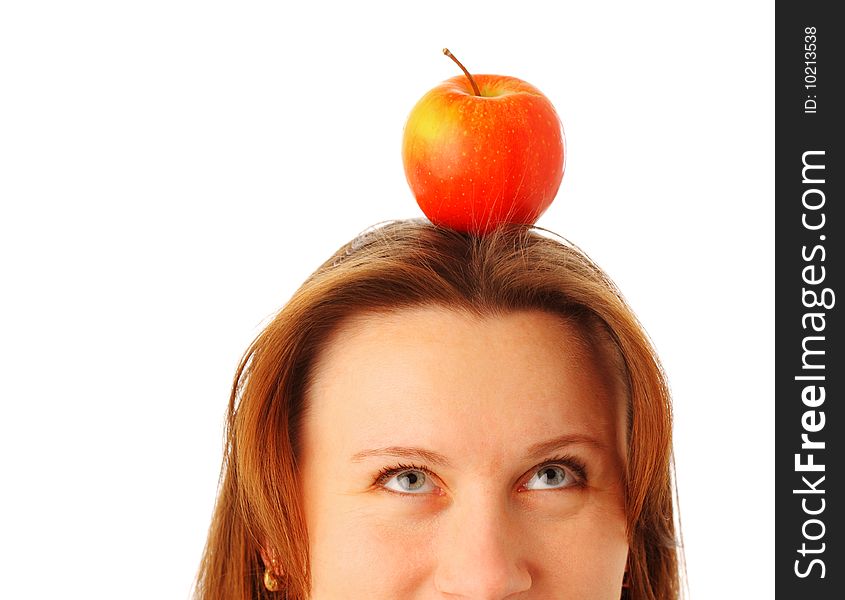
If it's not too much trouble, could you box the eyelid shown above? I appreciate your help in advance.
[374,462,441,496]
[521,454,589,490]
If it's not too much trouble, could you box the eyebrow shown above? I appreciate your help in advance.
[524,433,607,457]
[350,434,606,466]
[351,446,453,467]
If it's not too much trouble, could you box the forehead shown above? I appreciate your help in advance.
[303,305,627,460]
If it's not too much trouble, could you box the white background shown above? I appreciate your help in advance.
[0,2,773,598]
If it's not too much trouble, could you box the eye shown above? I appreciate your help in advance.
[378,465,439,495]
[523,463,582,491]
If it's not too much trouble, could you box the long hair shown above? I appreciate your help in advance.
[195,218,680,599]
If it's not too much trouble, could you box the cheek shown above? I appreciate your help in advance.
[306,502,436,599]
[536,504,629,599]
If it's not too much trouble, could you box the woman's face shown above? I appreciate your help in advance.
[298,306,629,599]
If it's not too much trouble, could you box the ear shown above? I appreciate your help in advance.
[259,544,284,576]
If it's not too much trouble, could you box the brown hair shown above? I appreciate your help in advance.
[195,218,681,600]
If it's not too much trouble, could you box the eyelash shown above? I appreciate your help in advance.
[373,454,589,494]
[542,454,589,486]
[374,462,438,490]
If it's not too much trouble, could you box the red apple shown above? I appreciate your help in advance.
[402,50,565,234]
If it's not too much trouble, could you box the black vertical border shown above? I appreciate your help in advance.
[776,3,842,597]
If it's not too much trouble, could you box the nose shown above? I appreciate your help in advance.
[434,490,532,599]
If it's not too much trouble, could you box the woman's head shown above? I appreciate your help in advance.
[196,219,679,600]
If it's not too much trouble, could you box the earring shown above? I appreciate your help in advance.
[263,567,281,591]
[261,550,288,596]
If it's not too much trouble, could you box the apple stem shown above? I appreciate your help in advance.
[443,48,481,96]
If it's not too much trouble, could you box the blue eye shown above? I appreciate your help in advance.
[524,464,578,490]
[380,467,437,494]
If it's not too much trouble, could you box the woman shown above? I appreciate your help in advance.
[195,218,681,599]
